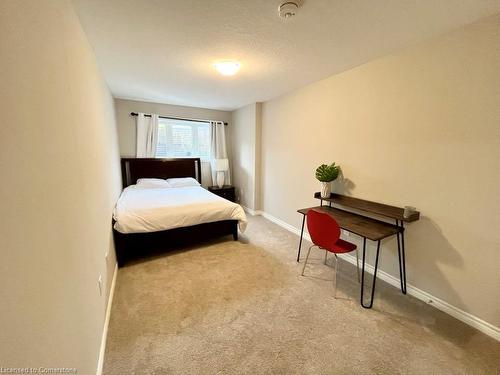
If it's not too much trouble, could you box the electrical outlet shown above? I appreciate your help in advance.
[98,275,103,296]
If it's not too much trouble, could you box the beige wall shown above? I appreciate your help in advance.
[0,0,121,373]
[114,98,232,186]
[231,103,262,210]
[260,15,500,327]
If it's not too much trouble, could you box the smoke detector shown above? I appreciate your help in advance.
[278,1,300,19]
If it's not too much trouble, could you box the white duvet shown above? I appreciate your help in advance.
[113,185,247,234]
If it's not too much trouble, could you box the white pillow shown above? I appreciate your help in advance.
[136,178,171,188]
[166,177,201,188]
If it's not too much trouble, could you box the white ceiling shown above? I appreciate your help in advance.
[72,0,500,111]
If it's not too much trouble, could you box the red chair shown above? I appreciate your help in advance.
[301,209,360,297]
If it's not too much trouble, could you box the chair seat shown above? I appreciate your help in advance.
[329,238,357,254]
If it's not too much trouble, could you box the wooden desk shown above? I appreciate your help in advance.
[297,206,401,241]
[298,193,419,309]
[314,192,420,222]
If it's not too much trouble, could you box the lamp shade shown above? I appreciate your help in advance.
[213,158,229,172]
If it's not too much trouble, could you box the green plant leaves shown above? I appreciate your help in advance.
[315,162,340,182]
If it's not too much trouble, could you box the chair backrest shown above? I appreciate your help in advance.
[307,209,341,250]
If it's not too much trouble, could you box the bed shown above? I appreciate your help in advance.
[113,158,247,266]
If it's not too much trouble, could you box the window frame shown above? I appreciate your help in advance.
[155,118,211,160]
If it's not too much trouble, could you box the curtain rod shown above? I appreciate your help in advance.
[130,112,228,126]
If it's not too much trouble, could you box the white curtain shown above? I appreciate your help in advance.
[136,113,159,157]
[210,121,231,185]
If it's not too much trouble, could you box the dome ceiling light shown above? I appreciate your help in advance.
[278,1,300,19]
[213,60,241,76]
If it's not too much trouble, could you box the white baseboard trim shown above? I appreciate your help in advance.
[260,210,500,342]
[242,206,263,216]
[337,252,500,341]
[96,263,118,375]
[261,211,305,237]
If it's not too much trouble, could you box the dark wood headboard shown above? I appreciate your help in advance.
[121,158,202,187]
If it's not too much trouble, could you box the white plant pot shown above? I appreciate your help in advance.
[320,182,331,198]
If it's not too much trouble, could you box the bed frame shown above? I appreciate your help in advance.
[114,158,238,267]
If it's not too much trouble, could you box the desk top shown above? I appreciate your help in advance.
[298,206,402,241]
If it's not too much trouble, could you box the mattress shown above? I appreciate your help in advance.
[113,185,247,234]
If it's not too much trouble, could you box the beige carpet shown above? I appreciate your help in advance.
[104,215,499,375]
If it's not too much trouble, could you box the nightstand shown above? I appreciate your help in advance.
[208,185,236,202]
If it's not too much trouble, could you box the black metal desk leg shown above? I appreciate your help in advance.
[360,238,367,306]
[396,220,406,294]
[297,215,306,262]
[361,239,381,309]
[400,222,407,294]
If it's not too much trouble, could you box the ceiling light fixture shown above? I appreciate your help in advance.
[214,61,241,76]
[278,1,299,19]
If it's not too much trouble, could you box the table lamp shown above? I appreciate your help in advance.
[214,158,229,188]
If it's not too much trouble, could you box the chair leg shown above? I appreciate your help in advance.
[356,248,360,283]
[324,250,328,265]
[333,254,338,298]
[301,245,315,276]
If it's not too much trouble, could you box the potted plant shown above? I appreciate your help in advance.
[315,162,340,198]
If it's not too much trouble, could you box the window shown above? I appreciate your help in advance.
[156,118,211,160]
